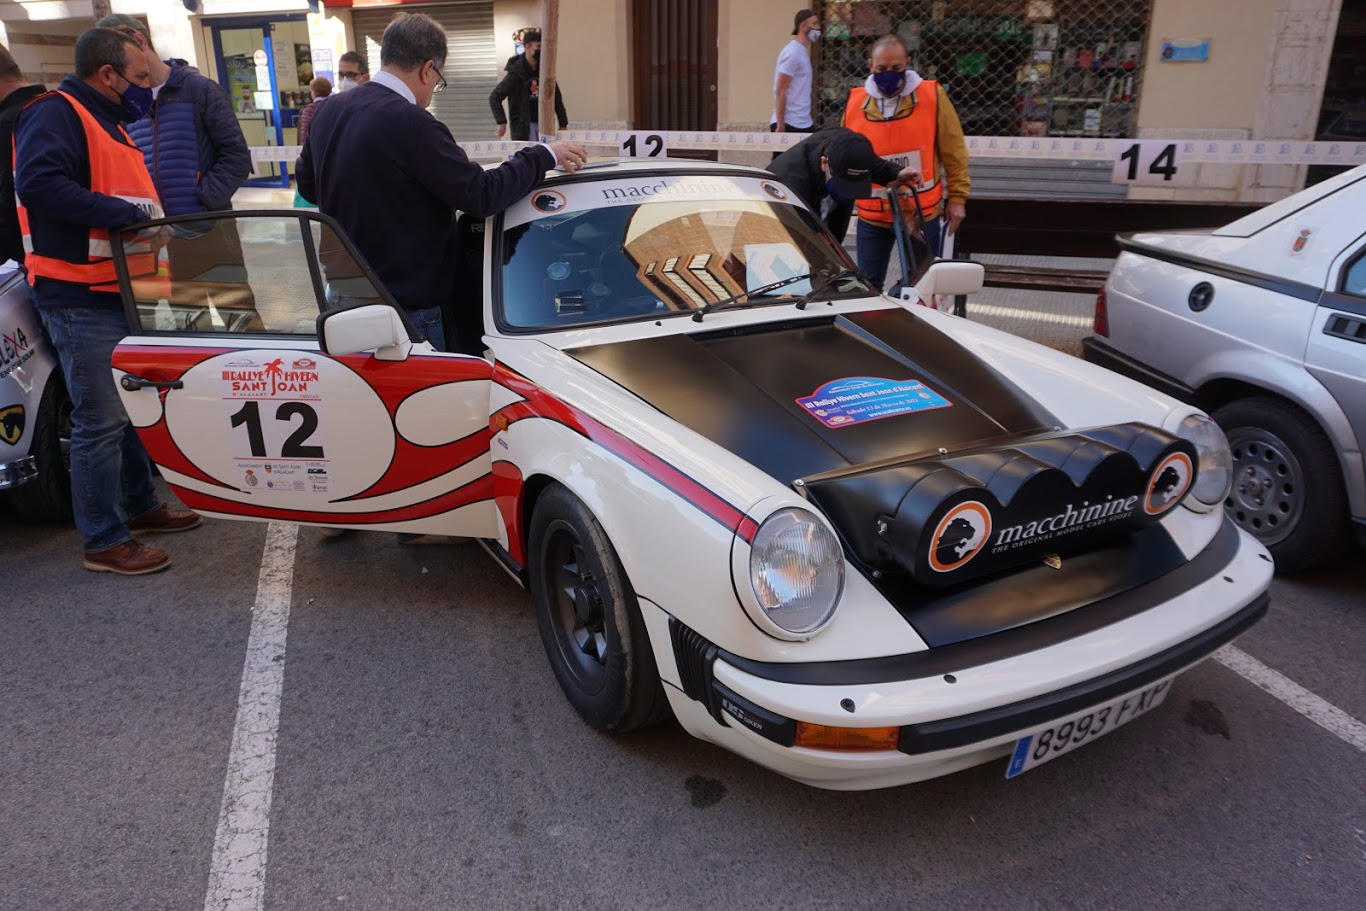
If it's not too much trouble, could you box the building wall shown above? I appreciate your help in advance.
[1132,0,1343,201]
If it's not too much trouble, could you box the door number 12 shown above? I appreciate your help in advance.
[230,400,324,459]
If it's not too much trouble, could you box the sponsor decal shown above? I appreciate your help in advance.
[796,376,952,429]
[1,325,36,380]
[760,180,788,201]
[244,468,259,487]
[1145,451,1193,515]
[0,403,25,445]
[928,501,992,572]
[532,190,567,213]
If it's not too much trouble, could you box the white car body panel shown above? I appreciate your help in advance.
[0,266,61,493]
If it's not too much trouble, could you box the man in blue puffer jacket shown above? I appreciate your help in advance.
[97,14,250,214]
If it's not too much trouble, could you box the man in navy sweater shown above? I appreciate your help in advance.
[298,12,587,352]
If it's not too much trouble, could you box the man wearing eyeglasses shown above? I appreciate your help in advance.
[297,12,588,352]
[336,51,369,92]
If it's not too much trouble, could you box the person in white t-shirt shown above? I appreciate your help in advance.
[771,8,820,135]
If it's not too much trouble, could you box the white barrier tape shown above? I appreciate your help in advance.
[249,133,1366,166]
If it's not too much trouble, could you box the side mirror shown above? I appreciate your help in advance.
[317,304,413,361]
[899,261,985,306]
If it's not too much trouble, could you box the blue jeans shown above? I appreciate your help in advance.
[407,305,446,352]
[38,306,161,552]
[856,216,944,291]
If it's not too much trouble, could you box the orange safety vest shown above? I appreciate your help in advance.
[843,81,943,222]
[15,90,163,294]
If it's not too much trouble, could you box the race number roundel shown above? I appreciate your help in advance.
[163,350,394,501]
[1144,452,1193,516]
[929,500,993,573]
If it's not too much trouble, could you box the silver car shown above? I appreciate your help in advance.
[0,263,70,521]
[1084,165,1366,570]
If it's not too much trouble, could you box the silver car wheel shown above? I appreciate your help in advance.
[1225,427,1304,546]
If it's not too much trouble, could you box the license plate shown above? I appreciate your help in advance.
[1005,677,1174,778]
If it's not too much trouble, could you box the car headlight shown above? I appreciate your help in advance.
[1177,414,1233,508]
[748,507,845,636]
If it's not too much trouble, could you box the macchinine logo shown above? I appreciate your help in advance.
[929,500,992,573]
[1145,452,1193,515]
[532,190,567,213]
[760,181,788,201]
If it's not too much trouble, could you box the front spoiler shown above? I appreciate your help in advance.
[0,455,37,490]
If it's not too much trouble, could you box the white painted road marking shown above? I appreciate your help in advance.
[204,522,299,911]
[1215,645,1366,755]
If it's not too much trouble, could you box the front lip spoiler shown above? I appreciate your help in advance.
[896,590,1266,754]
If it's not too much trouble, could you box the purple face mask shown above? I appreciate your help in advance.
[872,69,906,96]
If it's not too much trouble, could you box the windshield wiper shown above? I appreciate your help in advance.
[691,272,814,321]
[794,267,869,310]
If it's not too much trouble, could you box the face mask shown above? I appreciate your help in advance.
[825,178,851,206]
[808,28,822,40]
[872,70,906,96]
[117,81,154,122]
[336,76,357,93]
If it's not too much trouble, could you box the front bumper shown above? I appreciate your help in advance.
[0,455,37,490]
[665,518,1272,789]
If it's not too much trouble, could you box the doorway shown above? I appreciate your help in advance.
[631,0,718,158]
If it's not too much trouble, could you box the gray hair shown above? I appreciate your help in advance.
[380,13,448,71]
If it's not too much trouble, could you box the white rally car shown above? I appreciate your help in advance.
[0,261,70,521]
[1085,164,1366,571]
[107,160,1271,790]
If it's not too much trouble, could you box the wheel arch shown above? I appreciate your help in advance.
[1190,361,1365,518]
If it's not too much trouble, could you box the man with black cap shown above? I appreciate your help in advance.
[771,9,820,135]
[767,126,922,245]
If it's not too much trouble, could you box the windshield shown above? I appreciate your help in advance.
[498,175,863,331]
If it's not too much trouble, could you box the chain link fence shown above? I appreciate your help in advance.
[815,0,1151,138]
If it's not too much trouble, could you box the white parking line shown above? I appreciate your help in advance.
[204,522,299,911]
[1215,645,1366,755]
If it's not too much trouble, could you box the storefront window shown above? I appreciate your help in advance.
[815,0,1151,138]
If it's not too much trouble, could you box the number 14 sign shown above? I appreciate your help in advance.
[1112,140,1183,185]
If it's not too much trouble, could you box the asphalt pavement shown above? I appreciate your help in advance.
[3,271,1364,911]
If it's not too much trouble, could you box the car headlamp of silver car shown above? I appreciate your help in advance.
[1177,414,1233,509]
[748,507,845,636]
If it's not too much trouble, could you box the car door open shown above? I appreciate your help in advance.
[109,210,498,538]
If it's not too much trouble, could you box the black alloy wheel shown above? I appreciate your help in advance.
[5,374,73,522]
[527,483,671,732]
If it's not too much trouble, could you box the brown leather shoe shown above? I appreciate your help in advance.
[127,504,202,534]
[83,539,172,575]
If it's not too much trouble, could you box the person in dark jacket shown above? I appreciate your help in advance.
[97,13,250,215]
[0,43,45,265]
[489,30,567,141]
[14,28,201,576]
[767,126,921,244]
[298,12,586,353]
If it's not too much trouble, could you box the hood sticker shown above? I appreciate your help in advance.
[0,403,24,445]
[796,376,951,429]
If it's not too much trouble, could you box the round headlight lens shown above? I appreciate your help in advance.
[1177,414,1233,507]
[748,508,845,635]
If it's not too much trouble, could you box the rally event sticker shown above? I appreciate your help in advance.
[795,376,952,428]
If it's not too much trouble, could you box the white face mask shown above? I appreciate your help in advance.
[808,28,822,40]
[336,76,357,93]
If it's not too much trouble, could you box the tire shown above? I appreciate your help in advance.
[5,373,72,523]
[1212,397,1350,572]
[527,483,671,732]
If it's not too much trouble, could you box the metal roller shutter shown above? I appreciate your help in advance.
[350,1,497,142]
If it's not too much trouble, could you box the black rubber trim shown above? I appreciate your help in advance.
[1115,236,1322,304]
[1081,337,1196,402]
[897,591,1268,754]
[717,517,1243,687]
[1318,292,1366,320]
[713,681,796,746]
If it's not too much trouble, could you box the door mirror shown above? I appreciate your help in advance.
[317,304,414,361]
[900,261,985,305]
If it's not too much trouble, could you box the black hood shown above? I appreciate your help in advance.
[570,308,1059,486]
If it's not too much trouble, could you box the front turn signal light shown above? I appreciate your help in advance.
[794,721,900,752]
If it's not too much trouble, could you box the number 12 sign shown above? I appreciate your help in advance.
[619,132,668,159]
[1112,140,1183,185]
